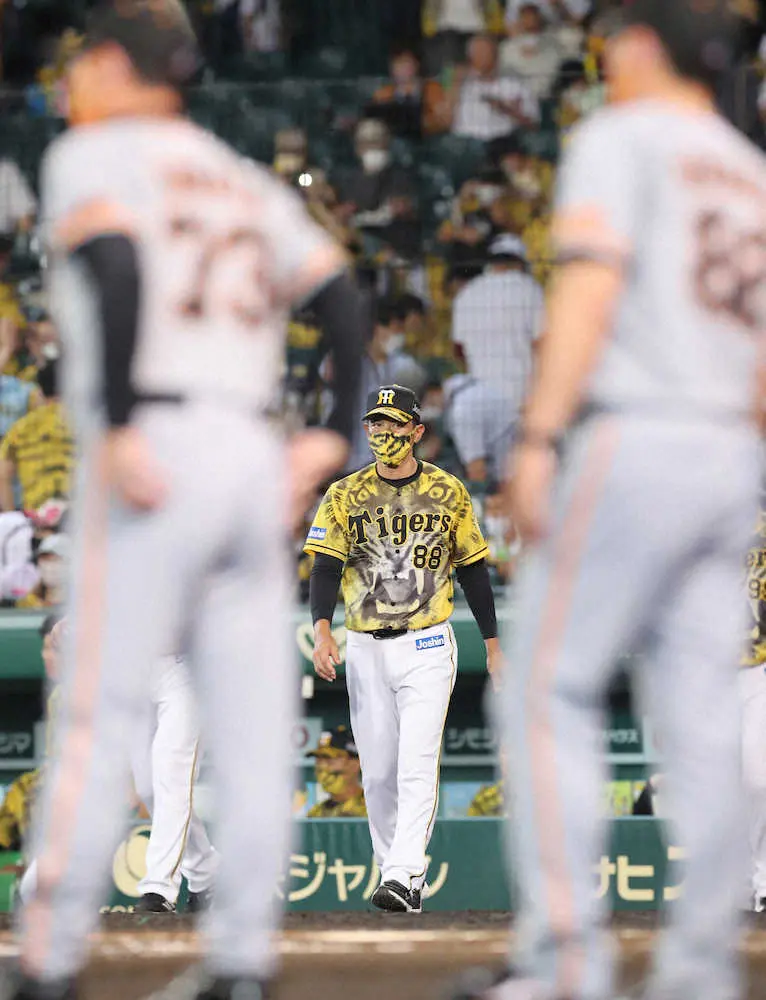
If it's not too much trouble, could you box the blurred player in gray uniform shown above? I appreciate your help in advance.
[10,3,363,1000]
[457,2,766,1000]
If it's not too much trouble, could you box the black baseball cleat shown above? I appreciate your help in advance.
[186,888,214,913]
[134,892,176,913]
[193,977,270,1000]
[371,879,422,914]
[2,975,77,1000]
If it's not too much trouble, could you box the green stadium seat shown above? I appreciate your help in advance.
[297,47,350,81]
[217,51,287,83]
[420,135,487,188]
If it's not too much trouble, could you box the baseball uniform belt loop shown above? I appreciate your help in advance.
[368,628,408,640]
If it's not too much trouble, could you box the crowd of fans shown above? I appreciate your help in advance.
[0,0,764,607]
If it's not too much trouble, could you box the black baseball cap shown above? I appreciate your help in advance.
[82,0,202,87]
[600,0,739,86]
[307,726,359,759]
[363,384,422,425]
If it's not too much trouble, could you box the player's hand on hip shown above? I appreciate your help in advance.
[507,442,557,544]
[312,621,340,683]
[288,429,349,531]
[101,427,168,512]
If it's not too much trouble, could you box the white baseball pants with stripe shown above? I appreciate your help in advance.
[501,414,759,1000]
[345,622,457,891]
[739,664,766,907]
[19,403,297,982]
[130,654,218,904]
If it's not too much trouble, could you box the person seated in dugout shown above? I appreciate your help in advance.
[306,726,367,818]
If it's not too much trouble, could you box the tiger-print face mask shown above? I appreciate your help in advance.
[368,429,416,467]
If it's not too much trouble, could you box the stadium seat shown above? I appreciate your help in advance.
[420,135,487,188]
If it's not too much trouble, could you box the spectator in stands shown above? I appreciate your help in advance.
[397,293,431,351]
[336,119,421,262]
[306,726,366,819]
[0,767,41,852]
[0,303,59,384]
[0,158,36,236]
[273,129,359,251]
[273,126,310,181]
[555,58,592,127]
[421,373,518,489]
[0,509,36,605]
[15,533,69,610]
[452,233,543,400]
[0,368,42,441]
[370,49,451,139]
[240,0,282,53]
[422,0,489,74]
[449,34,540,158]
[437,168,505,270]
[505,0,591,30]
[32,27,81,117]
[342,297,426,472]
[214,0,281,56]
[507,0,590,61]
[0,360,73,513]
[499,1,563,101]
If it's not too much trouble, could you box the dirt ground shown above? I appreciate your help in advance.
[2,912,766,1000]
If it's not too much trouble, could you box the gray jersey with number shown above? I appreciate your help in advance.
[41,117,334,433]
[554,101,766,419]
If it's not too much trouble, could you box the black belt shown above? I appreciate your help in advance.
[135,392,186,406]
[367,628,408,641]
[135,392,274,420]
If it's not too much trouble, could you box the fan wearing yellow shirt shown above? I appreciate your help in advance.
[305,384,502,913]
[0,360,74,512]
[306,727,367,819]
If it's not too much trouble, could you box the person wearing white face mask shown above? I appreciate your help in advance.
[18,533,70,609]
[499,1,564,101]
[343,298,426,473]
[336,119,421,262]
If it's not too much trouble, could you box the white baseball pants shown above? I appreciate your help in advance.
[18,656,218,908]
[739,664,766,905]
[130,655,218,903]
[502,414,759,1000]
[19,404,297,983]
[345,622,457,892]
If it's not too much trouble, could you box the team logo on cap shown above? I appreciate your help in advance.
[377,389,396,406]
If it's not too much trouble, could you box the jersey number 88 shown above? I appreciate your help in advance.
[413,544,443,570]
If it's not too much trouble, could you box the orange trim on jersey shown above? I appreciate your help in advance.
[55,198,138,251]
[22,458,109,976]
[525,419,620,999]
[553,205,631,261]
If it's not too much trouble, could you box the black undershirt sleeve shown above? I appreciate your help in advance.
[74,234,141,428]
[309,552,345,624]
[305,271,365,444]
[455,559,498,640]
